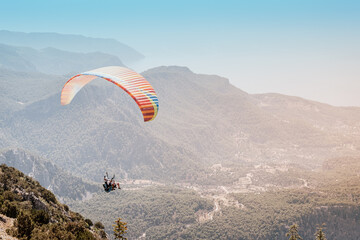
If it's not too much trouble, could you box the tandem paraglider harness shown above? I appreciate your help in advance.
[103,183,115,192]
[103,172,121,193]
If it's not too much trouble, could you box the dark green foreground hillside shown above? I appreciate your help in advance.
[0,164,107,239]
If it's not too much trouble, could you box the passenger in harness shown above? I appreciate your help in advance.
[103,172,121,192]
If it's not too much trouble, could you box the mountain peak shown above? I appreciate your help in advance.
[142,65,193,75]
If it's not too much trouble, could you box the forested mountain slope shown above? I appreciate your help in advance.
[0,67,64,114]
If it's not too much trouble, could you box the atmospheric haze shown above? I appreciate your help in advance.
[0,0,359,107]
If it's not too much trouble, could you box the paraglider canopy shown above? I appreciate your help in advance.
[61,66,159,122]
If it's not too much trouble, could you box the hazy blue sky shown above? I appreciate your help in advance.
[1,0,359,106]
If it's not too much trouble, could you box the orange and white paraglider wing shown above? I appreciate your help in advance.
[60,66,159,122]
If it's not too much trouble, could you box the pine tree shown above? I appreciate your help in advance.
[286,224,303,240]
[315,227,327,240]
[113,217,128,240]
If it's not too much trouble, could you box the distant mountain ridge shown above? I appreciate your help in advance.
[0,43,126,116]
[0,30,144,64]
[0,43,125,75]
[1,66,359,183]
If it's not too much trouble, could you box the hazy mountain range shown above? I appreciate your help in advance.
[1,57,359,183]
[0,43,124,75]
[0,30,143,64]
[1,33,360,239]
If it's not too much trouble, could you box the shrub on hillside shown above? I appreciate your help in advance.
[85,218,93,228]
[1,200,18,218]
[94,221,105,229]
[17,211,34,239]
[41,189,57,203]
[31,209,50,225]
